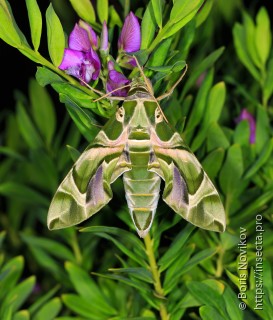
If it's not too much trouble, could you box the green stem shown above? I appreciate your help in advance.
[144,233,169,320]
[71,232,83,265]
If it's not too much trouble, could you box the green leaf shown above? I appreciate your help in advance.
[33,298,62,320]
[21,235,75,261]
[36,67,64,86]
[147,38,173,69]
[26,0,42,51]
[0,182,49,206]
[244,138,273,179]
[206,123,230,152]
[46,4,65,66]
[181,248,218,274]
[152,0,162,29]
[185,68,214,139]
[170,0,203,23]
[219,144,244,196]
[158,223,195,271]
[16,101,43,149]
[69,0,96,24]
[181,47,225,100]
[255,105,270,153]
[202,148,225,180]
[3,276,36,312]
[62,294,106,319]
[65,262,117,315]
[191,82,226,152]
[109,267,153,283]
[187,281,227,317]
[200,306,225,320]
[109,6,122,28]
[233,23,260,81]
[60,94,99,142]
[255,7,271,67]
[29,79,56,146]
[141,1,157,49]
[163,244,195,294]
[29,285,60,315]
[233,120,250,146]
[195,0,213,27]
[97,0,108,23]
[242,12,261,69]
[66,145,81,162]
[264,57,273,104]
[223,285,243,320]
[0,146,25,161]
[13,310,30,320]
[0,256,24,301]
[0,0,27,47]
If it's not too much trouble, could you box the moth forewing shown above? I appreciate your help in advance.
[47,110,130,230]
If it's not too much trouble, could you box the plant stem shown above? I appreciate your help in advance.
[144,233,169,320]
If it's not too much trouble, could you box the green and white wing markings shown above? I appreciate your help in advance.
[48,130,130,230]
[150,131,226,232]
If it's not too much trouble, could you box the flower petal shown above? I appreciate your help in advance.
[106,70,130,96]
[79,20,98,49]
[86,47,101,80]
[100,21,108,51]
[69,23,92,51]
[118,12,141,53]
[59,49,84,70]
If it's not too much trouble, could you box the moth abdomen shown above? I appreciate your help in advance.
[123,170,161,237]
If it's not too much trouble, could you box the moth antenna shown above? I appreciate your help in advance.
[132,55,169,123]
[93,84,131,102]
[157,64,188,101]
[80,79,105,96]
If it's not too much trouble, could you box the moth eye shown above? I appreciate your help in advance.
[155,108,163,123]
[116,106,125,122]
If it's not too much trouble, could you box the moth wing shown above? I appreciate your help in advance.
[48,144,130,230]
[150,134,226,232]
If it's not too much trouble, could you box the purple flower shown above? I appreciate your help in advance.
[106,62,131,97]
[59,21,101,82]
[236,109,256,144]
[70,21,98,50]
[118,12,141,53]
[100,21,108,52]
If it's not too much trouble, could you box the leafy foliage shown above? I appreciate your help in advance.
[0,0,273,319]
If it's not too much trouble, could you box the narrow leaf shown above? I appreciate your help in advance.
[255,7,271,66]
[141,1,157,49]
[97,0,108,23]
[29,79,56,146]
[152,0,162,29]
[16,101,43,149]
[33,298,62,320]
[0,0,27,47]
[233,23,260,81]
[170,0,204,23]
[26,0,42,51]
[69,0,96,24]
[46,4,65,66]
[0,182,49,206]
[244,138,273,179]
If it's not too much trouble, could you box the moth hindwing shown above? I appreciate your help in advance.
[48,78,226,237]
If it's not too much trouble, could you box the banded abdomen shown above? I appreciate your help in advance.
[123,139,161,237]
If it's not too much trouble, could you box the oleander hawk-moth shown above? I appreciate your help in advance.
[48,78,226,237]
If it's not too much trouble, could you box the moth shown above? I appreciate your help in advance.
[48,70,226,237]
